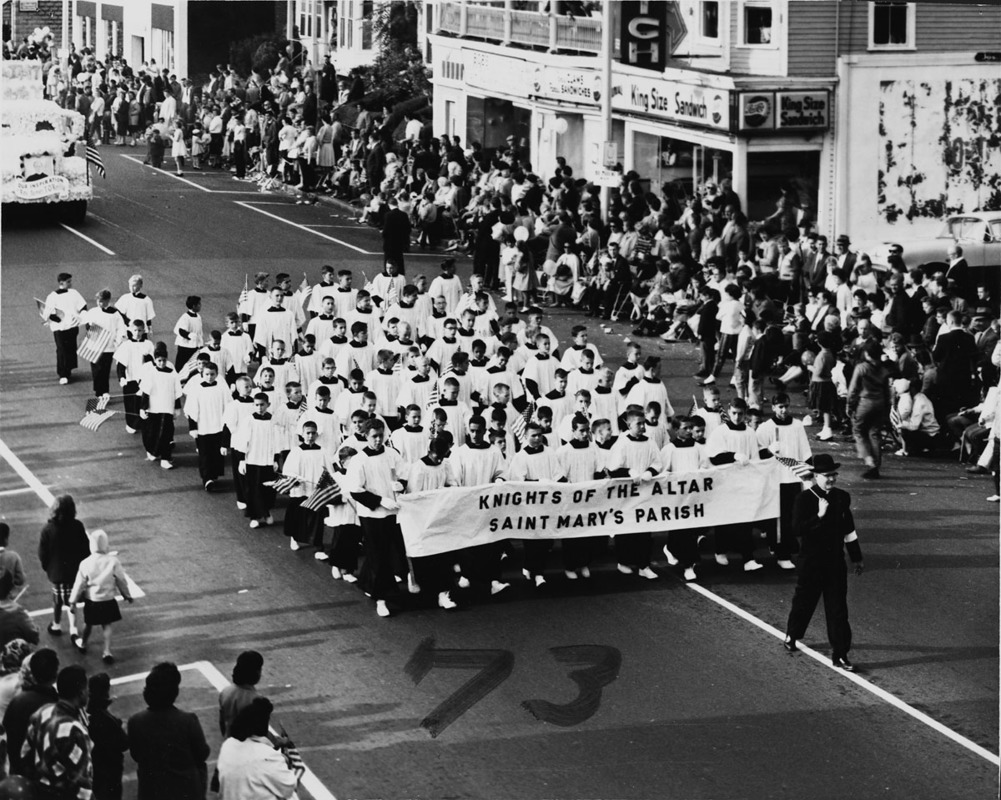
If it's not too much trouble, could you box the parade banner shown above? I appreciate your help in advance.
[399,461,780,558]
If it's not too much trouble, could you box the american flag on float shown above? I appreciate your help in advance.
[77,324,114,363]
[80,395,115,431]
[265,474,300,495]
[300,468,342,511]
[85,144,106,178]
[775,455,814,480]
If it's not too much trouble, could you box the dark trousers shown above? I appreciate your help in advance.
[459,542,505,590]
[90,352,113,395]
[562,536,596,571]
[359,516,406,601]
[234,141,247,178]
[713,333,738,377]
[698,338,716,376]
[231,450,248,506]
[175,345,196,372]
[54,327,79,378]
[142,413,174,460]
[786,557,851,658]
[666,529,700,568]
[714,523,755,560]
[760,483,802,559]
[286,497,324,545]
[327,523,362,571]
[122,381,142,430]
[614,532,652,569]
[412,553,455,595]
[523,539,553,578]
[852,399,886,468]
[196,432,225,483]
[245,464,276,519]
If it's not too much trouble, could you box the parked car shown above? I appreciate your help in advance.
[862,212,1001,296]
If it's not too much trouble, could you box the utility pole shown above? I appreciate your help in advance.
[599,0,614,223]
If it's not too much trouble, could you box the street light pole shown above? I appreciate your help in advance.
[599,0,614,224]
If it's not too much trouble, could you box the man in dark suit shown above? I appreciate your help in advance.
[365,135,386,192]
[946,244,971,302]
[934,309,979,415]
[834,235,856,277]
[381,196,411,274]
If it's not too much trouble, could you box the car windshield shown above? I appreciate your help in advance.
[939,217,989,241]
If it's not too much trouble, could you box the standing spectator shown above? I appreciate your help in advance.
[216,698,298,800]
[381,196,412,274]
[848,339,891,480]
[87,672,129,800]
[43,272,88,386]
[21,665,92,797]
[0,524,26,602]
[171,117,188,176]
[0,574,38,650]
[128,662,210,800]
[3,648,59,775]
[38,496,89,639]
[933,309,978,417]
[68,529,134,663]
[218,651,264,738]
[0,640,34,717]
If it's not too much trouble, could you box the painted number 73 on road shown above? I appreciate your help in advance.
[404,637,622,738]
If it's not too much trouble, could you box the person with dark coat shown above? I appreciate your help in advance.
[127,662,210,800]
[784,454,865,671]
[472,199,502,287]
[381,197,412,274]
[2,647,59,775]
[38,495,90,639]
[88,672,129,800]
[933,309,979,416]
[365,135,386,192]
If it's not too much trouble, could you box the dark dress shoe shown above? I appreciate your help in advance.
[832,656,856,672]
[966,465,990,475]
[783,636,798,652]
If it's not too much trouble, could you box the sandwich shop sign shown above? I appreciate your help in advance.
[612,75,730,131]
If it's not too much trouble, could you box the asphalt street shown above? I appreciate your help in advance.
[0,153,998,800]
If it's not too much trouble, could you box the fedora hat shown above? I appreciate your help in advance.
[811,453,840,474]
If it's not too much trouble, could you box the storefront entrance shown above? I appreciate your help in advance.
[746,150,820,235]
[631,130,734,217]
[466,97,532,163]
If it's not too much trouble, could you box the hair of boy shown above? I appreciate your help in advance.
[490,407,507,425]
[203,361,218,374]
[591,418,611,433]
[258,366,275,377]
[348,368,365,382]
[575,389,592,401]
[253,392,270,403]
[186,295,201,309]
[356,289,371,300]
[572,413,590,430]
[377,349,395,365]
[276,273,290,283]
[643,356,661,370]
[730,397,749,411]
[571,325,586,337]
[489,429,506,442]
[96,288,112,302]
[406,404,422,415]
[337,269,352,278]
[316,385,331,399]
[363,418,385,435]
[226,311,240,323]
[443,376,459,388]
[725,283,741,299]
[321,357,336,368]
[432,407,448,423]
[496,346,513,359]
[646,401,662,417]
[525,421,542,433]
[301,420,318,431]
[350,409,369,422]
[468,414,486,429]
[703,384,721,396]
[772,392,791,406]
[534,332,550,344]
[625,408,645,423]
[362,390,378,403]
[209,330,222,341]
[350,321,368,336]
[332,317,347,327]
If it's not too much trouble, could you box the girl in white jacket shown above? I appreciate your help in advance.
[69,529,134,663]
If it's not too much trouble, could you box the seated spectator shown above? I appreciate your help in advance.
[895,375,949,456]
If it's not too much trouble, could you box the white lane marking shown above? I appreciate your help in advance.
[110,661,337,800]
[235,201,370,254]
[120,155,256,194]
[59,223,116,256]
[0,438,55,507]
[686,582,1000,766]
[0,486,41,497]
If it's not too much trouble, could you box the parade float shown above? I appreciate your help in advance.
[1,59,92,222]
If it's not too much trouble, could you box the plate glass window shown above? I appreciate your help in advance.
[701,1,720,39]
[870,2,914,49]
[743,4,772,45]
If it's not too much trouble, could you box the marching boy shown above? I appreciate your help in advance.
[236,393,282,529]
[220,312,255,384]
[223,376,257,511]
[183,361,230,490]
[173,295,204,371]
[139,342,183,470]
[114,319,154,434]
[284,421,331,553]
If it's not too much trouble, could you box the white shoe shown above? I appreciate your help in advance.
[438,591,458,610]
[893,448,907,457]
[522,568,531,580]
[342,573,358,584]
[457,575,470,589]
[817,429,834,441]
[802,415,814,427]
[236,501,248,510]
[777,559,796,570]
[662,545,679,566]
[743,559,764,572]
[376,600,390,617]
[580,566,591,579]
[714,554,730,566]
[160,460,174,470]
[565,570,579,580]
[638,566,658,580]
[407,573,421,594]
[125,426,136,434]
[701,375,716,385]
[263,515,274,525]
[534,575,546,588]
[490,580,510,595]
[988,495,1000,503]
[683,566,697,582]
[331,566,343,579]
[249,519,260,529]
[146,452,157,461]
[59,377,69,385]
[290,538,301,551]
[616,563,634,575]
[314,551,329,561]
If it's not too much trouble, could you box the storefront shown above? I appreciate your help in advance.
[612,67,835,235]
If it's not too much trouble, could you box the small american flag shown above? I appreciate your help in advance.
[238,275,249,310]
[509,399,534,444]
[301,469,342,511]
[85,144,106,178]
[81,395,115,430]
[77,324,114,363]
[34,297,50,322]
[277,724,306,782]
[266,474,300,495]
[775,455,814,480]
[385,281,399,309]
[178,357,202,385]
[425,365,454,409]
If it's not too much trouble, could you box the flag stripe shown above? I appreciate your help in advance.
[77,326,114,364]
[86,144,106,177]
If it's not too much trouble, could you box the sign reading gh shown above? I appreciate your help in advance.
[620,1,687,73]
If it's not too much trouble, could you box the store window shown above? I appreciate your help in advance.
[466,97,531,163]
[701,1,720,40]
[869,2,914,50]
[740,2,773,46]
[632,132,733,218]
[746,151,819,235]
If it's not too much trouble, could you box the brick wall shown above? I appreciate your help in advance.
[10,1,71,49]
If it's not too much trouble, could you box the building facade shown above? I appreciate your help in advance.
[427,0,1001,244]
